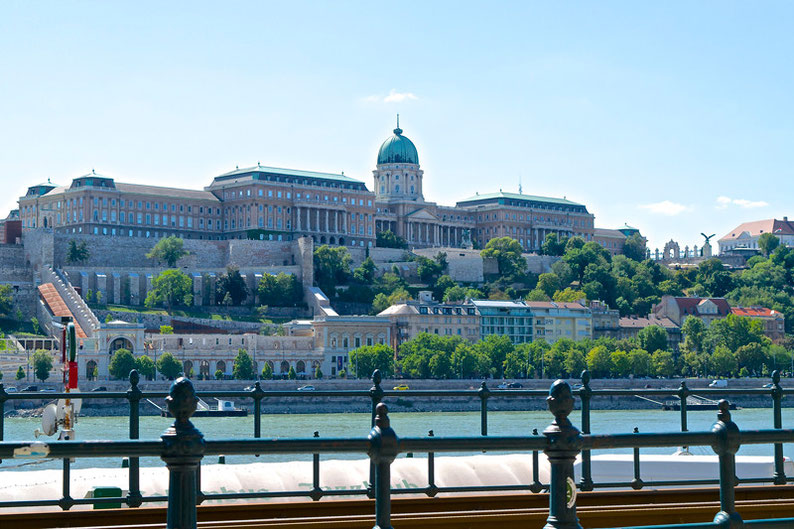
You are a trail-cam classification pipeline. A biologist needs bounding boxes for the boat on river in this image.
[152,398,248,418]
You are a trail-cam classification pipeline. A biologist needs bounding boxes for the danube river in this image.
[2,407,792,471]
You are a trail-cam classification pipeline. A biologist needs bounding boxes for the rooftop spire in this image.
[394,113,402,135]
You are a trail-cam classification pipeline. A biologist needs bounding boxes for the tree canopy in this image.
[145,269,193,308]
[146,236,188,267]
[481,237,526,278]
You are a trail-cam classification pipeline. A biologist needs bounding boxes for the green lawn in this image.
[104,305,290,324]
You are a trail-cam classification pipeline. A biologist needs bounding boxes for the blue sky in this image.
[1,2,792,252]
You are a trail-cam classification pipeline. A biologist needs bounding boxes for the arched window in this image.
[216,360,226,374]
[86,360,97,381]
[296,360,306,374]
[183,360,194,378]
[199,360,210,379]
[280,361,290,374]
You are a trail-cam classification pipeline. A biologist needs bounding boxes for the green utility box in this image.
[92,486,123,509]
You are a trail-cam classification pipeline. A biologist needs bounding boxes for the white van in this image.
[708,379,728,388]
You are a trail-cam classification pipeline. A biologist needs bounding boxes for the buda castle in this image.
[17,121,603,252]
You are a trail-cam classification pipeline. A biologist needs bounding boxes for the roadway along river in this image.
[2,408,792,471]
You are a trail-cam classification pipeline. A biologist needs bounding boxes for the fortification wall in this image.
[47,233,297,270]
[524,254,560,275]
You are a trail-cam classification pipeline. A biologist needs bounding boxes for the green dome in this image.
[377,126,418,165]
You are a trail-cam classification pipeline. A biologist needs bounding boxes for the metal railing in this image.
[0,376,792,529]
[1,369,793,496]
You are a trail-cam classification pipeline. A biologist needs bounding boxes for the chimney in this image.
[784,216,788,222]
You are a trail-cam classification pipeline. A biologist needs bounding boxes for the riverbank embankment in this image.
[5,377,791,417]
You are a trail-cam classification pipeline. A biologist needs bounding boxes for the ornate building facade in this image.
[18,121,597,251]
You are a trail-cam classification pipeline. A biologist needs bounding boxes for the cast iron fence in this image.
[0,376,792,529]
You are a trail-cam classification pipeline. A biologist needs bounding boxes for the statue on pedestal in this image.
[700,233,715,258]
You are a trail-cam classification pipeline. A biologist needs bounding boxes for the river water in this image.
[2,407,792,471]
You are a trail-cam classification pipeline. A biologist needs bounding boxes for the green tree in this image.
[314,365,323,379]
[475,334,514,378]
[417,257,443,283]
[0,284,12,317]
[711,345,737,377]
[433,275,455,301]
[160,325,174,334]
[628,348,652,377]
[376,230,407,249]
[704,314,767,353]
[443,285,468,302]
[216,266,248,306]
[136,355,156,380]
[563,349,587,378]
[66,240,90,264]
[16,365,25,380]
[156,352,182,380]
[214,369,224,380]
[353,257,377,283]
[481,237,526,278]
[428,353,453,379]
[145,270,193,308]
[651,350,675,378]
[622,233,646,261]
[146,236,188,267]
[536,273,561,298]
[758,233,780,257]
[313,245,352,293]
[553,288,586,303]
[262,362,273,380]
[541,233,567,256]
[32,349,53,381]
[31,317,40,335]
[637,325,668,354]
[288,366,297,380]
[233,348,254,380]
[350,344,395,378]
[681,316,706,354]
[108,349,136,379]
[525,289,551,301]
[735,342,767,375]
[586,345,612,378]
[503,350,529,378]
[610,350,632,377]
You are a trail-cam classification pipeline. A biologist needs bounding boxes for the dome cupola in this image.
[377,116,418,165]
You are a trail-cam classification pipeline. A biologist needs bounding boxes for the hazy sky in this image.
[2,2,792,252]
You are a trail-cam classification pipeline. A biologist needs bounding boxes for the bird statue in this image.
[701,233,716,245]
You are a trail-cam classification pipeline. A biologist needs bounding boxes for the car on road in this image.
[297,385,315,391]
[708,379,728,388]
[497,382,509,389]
[393,384,409,391]
[21,385,38,392]
[761,383,774,389]
[40,388,56,393]
[507,382,523,389]
[91,386,108,392]
[5,387,17,393]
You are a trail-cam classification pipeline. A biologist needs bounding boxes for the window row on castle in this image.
[328,333,387,349]
[222,187,373,207]
[219,172,367,192]
[477,212,591,227]
[28,197,222,215]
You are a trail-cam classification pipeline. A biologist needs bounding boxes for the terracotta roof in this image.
[37,283,87,338]
[673,297,731,316]
[731,307,784,319]
[619,315,679,330]
[719,218,794,242]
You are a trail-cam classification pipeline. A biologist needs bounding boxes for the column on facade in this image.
[296,207,302,231]
[334,211,339,233]
[325,210,329,234]
[315,209,320,233]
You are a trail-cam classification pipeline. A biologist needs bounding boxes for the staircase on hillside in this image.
[42,267,100,337]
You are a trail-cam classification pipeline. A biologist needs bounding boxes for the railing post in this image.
[631,427,643,490]
[127,369,143,508]
[368,370,384,499]
[530,428,543,493]
[771,370,787,485]
[711,400,742,529]
[161,377,205,529]
[678,380,689,452]
[368,403,399,529]
[370,370,384,427]
[252,381,264,439]
[0,383,6,463]
[478,381,490,436]
[311,431,322,501]
[578,370,593,491]
[542,380,583,529]
[426,430,438,497]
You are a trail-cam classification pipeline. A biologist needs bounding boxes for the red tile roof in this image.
[673,297,731,316]
[37,283,87,338]
[731,307,783,319]
[719,218,794,242]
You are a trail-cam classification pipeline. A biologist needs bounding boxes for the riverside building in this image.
[18,121,597,252]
